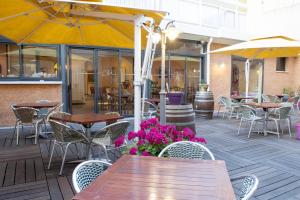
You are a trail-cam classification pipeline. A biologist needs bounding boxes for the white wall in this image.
[102,0,249,41]
[248,0,300,40]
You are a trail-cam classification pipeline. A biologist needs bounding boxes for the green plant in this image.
[200,80,207,85]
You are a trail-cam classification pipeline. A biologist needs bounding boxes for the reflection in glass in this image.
[23,46,58,78]
[70,49,94,114]
[98,51,119,113]
[186,57,201,103]
[0,44,19,77]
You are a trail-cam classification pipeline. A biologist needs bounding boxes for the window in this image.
[276,57,286,72]
[0,44,20,77]
[23,46,58,78]
[224,10,235,28]
[202,5,219,27]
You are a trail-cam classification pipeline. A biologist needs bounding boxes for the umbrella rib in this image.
[18,5,65,44]
[0,4,55,22]
[105,22,133,42]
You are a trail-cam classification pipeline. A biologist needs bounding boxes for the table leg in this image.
[85,127,92,160]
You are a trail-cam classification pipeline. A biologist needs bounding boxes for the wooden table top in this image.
[50,113,122,126]
[14,102,59,109]
[231,96,254,100]
[246,102,281,109]
[73,155,235,200]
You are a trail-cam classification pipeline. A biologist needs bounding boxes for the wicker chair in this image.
[11,107,42,145]
[216,96,226,116]
[91,121,130,161]
[231,175,259,200]
[221,97,241,119]
[237,105,264,138]
[267,106,292,138]
[48,120,89,175]
[158,141,215,160]
[142,100,158,120]
[72,160,112,193]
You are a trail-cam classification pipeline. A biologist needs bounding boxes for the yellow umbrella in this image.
[211,36,300,58]
[211,36,300,101]
[0,0,165,48]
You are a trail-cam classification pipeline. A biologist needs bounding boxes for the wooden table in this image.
[14,102,59,109]
[231,96,254,102]
[246,102,281,136]
[50,113,123,159]
[73,155,235,200]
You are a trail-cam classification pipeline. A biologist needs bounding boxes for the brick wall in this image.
[0,84,62,126]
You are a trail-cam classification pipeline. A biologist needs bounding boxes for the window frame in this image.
[0,42,61,81]
[275,57,287,72]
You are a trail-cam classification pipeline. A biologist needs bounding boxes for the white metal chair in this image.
[12,107,42,145]
[158,141,215,160]
[48,120,89,175]
[231,175,259,200]
[92,121,130,161]
[216,96,226,116]
[72,160,112,193]
[221,97,241,119]
[237,105,264,138]
[267,106,292,138]
[142,100,158,119]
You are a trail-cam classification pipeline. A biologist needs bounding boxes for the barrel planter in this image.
[194,91,214,119]
[165,104,196,133]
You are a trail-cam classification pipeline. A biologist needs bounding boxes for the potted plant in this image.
[124,118,206,156]
[199,80,208,92]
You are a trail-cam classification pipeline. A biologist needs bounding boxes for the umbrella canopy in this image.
[211,36,300,59]
[0,0,165,48]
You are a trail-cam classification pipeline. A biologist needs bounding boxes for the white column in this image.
[159,32,167,124]
[134,16,143,131]
[245,59,250,97]
[258,62,263,103]
[206,37,213,89]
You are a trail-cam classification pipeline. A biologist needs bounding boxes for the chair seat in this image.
[92,137,111,146]
[63,135,86,143]
[242,116,263,121]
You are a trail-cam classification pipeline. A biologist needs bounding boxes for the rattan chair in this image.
[267,106,292,138]
[142,100,158,119]
[231,175,259,200]
[216,96,226,116]
[48,120,89,175]
[237,105,264,138]
[158,141,215,160]
[72,160,112,193]
[221,97,241,119]
[91,121,130,161]
[11,106,42,145]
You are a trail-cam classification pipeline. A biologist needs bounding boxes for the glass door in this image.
[69,48,95,114]
[186,57,201,103]
[98,50,119,113]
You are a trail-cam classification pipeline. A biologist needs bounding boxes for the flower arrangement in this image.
[123,118,206,157]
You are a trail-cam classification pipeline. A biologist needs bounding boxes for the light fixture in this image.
[165,22,179,41]
[152,32,161,44]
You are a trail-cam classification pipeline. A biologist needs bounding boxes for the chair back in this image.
[94,121,130,144]
[158,141,215,160]
[142,100,158,119]
[288,96,300,104]
[48,120,87,142]
[13,107,38,123]
[276,106,292,119]
[262,94,271,102]
[217,96,226,106]
[72,160,112,193]
[239,105,256,120]
[231,175,259,200]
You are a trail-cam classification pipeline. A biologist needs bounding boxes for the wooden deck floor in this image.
[0,113,300,199]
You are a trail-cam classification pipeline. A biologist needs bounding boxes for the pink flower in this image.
[129,147,138,155]
[137,130,146,139]
[137,139,145,146]
[182,128,196,140]
[114,135,125,148]
[141,151,151,156]
[128,131,137,140]
[191,137,207,144]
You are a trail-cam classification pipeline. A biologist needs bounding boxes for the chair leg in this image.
[287,118,292,137]
[48,140,52,157]
[237,119,243,135]
[34,123,39,145]
[248,121,254,138]
[48,141,56,169]
[16,122,20,145]
[59,143,71,175]
[274,120,280,139]
[217,106,221,116]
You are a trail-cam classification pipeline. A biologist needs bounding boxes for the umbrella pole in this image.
[134,16,143,131]
[258,62,263,103]
[245,59,250,98]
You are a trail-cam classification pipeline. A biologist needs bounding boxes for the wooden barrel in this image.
[194,91,214,119]
[165,104,196,133]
